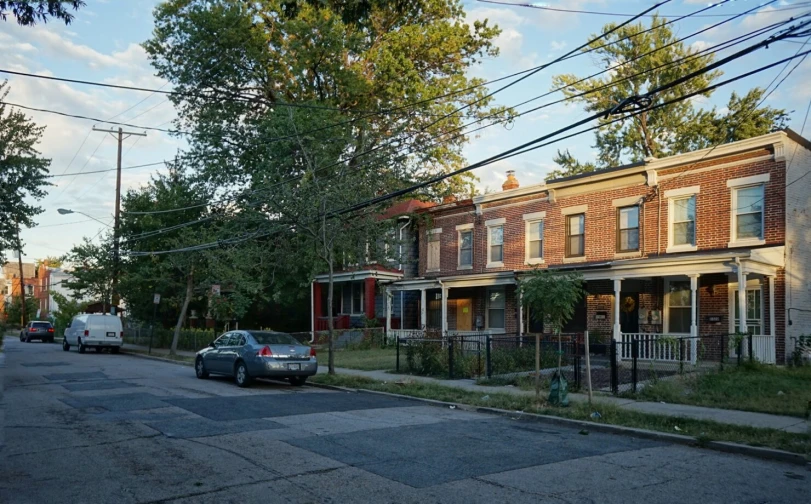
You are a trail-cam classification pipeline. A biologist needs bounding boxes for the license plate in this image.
[288,363,301,371]
[106,332,116,337]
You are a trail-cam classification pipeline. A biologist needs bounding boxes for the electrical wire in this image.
[126,34,811,256]
[475,0,811,18]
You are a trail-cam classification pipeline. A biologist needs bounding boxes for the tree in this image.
[0,1,85,25]
[519,270,585,403]
[62,235,114,312]
[119,167,262,355]
[6,295,37,326]
[0,81,51,264]
[50,291,86,331]
[36,256,62,269]
[143,0,509,200]
[549,16,788,177]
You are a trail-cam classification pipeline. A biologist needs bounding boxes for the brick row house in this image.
[373,130,811,365]
[1,262,53,321]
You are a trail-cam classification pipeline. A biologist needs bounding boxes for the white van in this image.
[63,314,123,354]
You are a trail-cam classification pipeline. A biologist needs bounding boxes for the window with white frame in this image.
[732,185,764,241]
[486,218,505,267]
[670,196,696,248]
[616,206,639,252]
[426,228,441,271]
[458,229,473,268]
[527,220,544,262]
[487,287,505,330]
[667,281,691,333]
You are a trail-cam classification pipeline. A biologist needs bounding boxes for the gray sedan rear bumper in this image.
[248,358,318,377]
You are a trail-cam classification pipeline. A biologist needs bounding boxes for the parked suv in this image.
[63,314,123,354]
[20,321,55,343]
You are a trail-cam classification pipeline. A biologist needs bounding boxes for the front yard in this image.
[632,363,811,418]
[319,347,397,371]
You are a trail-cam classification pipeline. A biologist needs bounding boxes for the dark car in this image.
[195,330,318,388]
[20,321,55,343]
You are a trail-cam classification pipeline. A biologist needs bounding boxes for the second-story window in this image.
[616,206,640,253]
[427,228,441,271]
[671,196,696,247]
[488,225,504,265]
[733,185,764,241]
[528,220,544,261]
[459,229,473,268]
[565,214,585,258]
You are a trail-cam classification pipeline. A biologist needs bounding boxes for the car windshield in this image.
[33,322,51,328]
[249,332,302,345]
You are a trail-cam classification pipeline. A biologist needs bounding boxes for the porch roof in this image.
[314,266,403,283]
[386,271,517,291]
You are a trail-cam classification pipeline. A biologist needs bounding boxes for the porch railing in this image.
[620,333,695,363]
[735,334,776,364]
[314,315,350,331]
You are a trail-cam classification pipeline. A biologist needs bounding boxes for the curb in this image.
[308,381,810,468]
[120,349,194,367]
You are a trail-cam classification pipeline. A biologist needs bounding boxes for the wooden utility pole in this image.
[92,126,146,313]
[15,223,27,327]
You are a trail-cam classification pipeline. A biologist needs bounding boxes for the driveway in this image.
[0,337,807,503]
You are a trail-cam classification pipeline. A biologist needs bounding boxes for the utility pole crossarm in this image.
[91,126,147,312]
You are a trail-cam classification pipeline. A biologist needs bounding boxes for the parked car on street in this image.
[195,330,317,387]
[19,321,55,343]
[62,314,123,354]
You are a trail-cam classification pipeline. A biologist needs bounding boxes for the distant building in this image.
[0,262,52,320]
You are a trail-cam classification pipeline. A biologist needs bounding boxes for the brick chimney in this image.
[502,170,519,191]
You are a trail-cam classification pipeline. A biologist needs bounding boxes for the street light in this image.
[56,208,112,228]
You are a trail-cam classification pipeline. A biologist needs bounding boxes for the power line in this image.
[127,32,811,256]
[121,4,796,236]
[475,0,811,17]
[45,160,168,178]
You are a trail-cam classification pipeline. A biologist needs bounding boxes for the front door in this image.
[456,299,473,331]
[619,292,639,334]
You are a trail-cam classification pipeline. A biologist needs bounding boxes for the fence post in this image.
[631,338,639,394]
[737,335,742,366]
[679,338,685,375]
[396,337,400,373]
[448,337,454,380]
[610,341,618,395]
[748,334,754,363]
[486,335,492,378]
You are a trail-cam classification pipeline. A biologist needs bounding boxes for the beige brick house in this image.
[384,130,811,364]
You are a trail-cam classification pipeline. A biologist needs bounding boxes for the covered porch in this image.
[311,268,403,333]
[592,247,785,364]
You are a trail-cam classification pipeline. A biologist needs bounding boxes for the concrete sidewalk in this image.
[318,366,810,435]
[120,343,808,434]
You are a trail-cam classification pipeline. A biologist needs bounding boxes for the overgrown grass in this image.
[320,347,397,371]
[311,373,811,457]
[633,363,811,418]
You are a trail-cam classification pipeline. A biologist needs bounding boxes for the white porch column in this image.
[385,288,392,334]
[420,289,427,329]
[518,287,524,336]
[441,286,449,335]
[737,266,748,335]
[613,278,622,341]
[768,276,776,337]
[690,274,700,365]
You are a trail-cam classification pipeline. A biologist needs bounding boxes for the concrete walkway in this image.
[119,343,809,434]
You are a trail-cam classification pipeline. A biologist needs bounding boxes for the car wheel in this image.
[78,340,86,354]
[62,339,70,352]
[25,335,31,343]
[195,357,210,379]
[111,347,120,354]
[289,376,307,387]
[19,334,23,342]
[234,361,251,388]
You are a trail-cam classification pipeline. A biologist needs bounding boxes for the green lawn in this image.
[311,374,811,457]
[320,347,397,371]
[633,364,811,418]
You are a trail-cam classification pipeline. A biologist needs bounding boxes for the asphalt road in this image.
[0,337,807,504]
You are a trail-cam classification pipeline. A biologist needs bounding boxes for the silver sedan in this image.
[195,330,317,387]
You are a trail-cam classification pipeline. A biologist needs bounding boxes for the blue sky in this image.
[3,0,810,262]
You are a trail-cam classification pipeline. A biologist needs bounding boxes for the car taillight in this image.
[84,330,89,336]
[310,347,317,357]
[257,346,273,357]
[48,328,54,333]
[120,331,124,338]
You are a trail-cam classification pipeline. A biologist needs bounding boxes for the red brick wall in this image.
[418,152,786,277]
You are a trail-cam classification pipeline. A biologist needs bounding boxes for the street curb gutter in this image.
[308,381,810,468]
[120,350,193,367]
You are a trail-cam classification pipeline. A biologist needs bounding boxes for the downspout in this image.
[398,217,410,272]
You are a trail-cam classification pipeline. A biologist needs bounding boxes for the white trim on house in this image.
[663,185,700,198]
[726,173,770,188]
[486,220,505,268]
[485,217,506,226]
[666,194,698,254]
[473,183,547,204]
[524,217,544,265]
[314,269,403,282]
[612,195,644,208]
[561,204,588,215]
[427,227,443,234]
[455,223,474,230]
[522,211,547,221]
[728,182,766,248]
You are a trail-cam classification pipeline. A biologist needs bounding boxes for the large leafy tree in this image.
[119,167,262,355]
[549,16,788,179]
[0,81,50,264]
[143,0,508,199]
[62,234,115,312]
[0,1,85,25]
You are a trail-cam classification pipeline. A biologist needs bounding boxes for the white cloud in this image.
[550,40,567,52]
